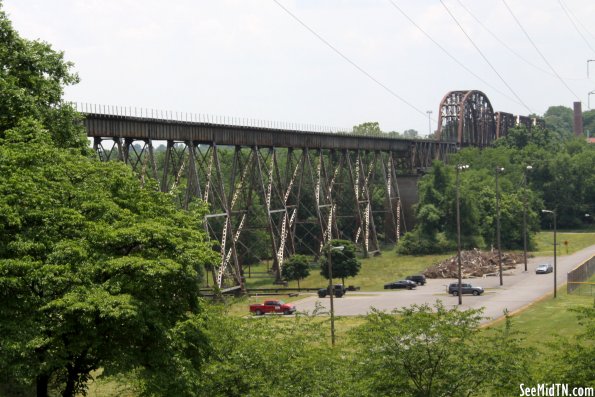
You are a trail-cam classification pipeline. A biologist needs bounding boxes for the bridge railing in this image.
[71,102,352,134]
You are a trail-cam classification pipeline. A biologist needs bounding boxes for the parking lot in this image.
[293,244,595,323]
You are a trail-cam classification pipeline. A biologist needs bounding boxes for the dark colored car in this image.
[406,274,427,285]
[384,280,417,290]
[448,283,484,296]
[535,263,553,274]
[318,284,346,298]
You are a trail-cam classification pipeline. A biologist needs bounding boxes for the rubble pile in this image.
[423,249,525,278]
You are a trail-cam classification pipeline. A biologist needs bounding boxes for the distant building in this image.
[587,137,595,144]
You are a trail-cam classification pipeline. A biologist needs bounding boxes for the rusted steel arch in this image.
[435,90,464,144]
[436,90,496,147]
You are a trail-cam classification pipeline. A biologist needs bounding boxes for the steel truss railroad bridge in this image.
[82,90,541,289]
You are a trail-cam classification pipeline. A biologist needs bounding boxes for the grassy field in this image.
[485,287,593,349]
[242,250,452,291]
[532,230,595,256]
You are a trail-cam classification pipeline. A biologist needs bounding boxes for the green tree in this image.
[0,6,86,151]
[402,128,419,138]
[196,308,347,397]
[282,254,311,289]
[583,109,595,137]
[547,306,595,388]
[352,122,382,136]
[0,120,217,396]
[351,302,530,397]
[544,105,574,140]
[319,240,361,286]
[397,161,480,254]
[0,6,217,396]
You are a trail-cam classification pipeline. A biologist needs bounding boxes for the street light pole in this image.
[588,59,595,78]
[495,167,504,286]
[426,110,433,136]
[522,166,532,272]
[326,243,344,347]
[456,164,469,305]
[542,209,557,298]
[589,91,595,110]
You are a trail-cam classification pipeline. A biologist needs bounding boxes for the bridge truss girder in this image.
[91,133,454,288]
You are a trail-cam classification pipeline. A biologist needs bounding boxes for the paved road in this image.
[293,244,595,323]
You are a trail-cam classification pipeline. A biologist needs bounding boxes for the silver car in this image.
[535,263,553,274]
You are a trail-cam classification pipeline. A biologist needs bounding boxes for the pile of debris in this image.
[423,249,525,278]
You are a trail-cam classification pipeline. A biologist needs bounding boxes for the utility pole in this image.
[542,210,557,298]
[456,164,469,305]
[495,167,504,286]
[522,166,533,272]
[426,110,433,137]
[589,60,595,110]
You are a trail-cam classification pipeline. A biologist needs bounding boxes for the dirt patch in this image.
[423,249,525,278]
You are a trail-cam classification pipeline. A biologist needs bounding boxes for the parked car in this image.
[406,274,427,285]
[249,300,296,316]
[384,280,417,290]
[535,263,553,274]
[448,283,484,296]
[318,284,346,298]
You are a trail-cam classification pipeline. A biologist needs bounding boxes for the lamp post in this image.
[426,110,433,136]
[326,243,344,347]
[542,209,557,298]
[522,166,533,272]
[456,164,469,305]
[495,167,504,286]
[589,91,595,110]
[588,59,595,77]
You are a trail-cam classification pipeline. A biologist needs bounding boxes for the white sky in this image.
[4,0,595,135]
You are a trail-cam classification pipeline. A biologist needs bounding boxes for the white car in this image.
[535,263,553,274]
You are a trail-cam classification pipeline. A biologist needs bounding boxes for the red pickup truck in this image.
[249,300,296,315]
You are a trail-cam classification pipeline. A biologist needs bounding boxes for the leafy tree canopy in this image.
[544,105,574,140]
[352,122,383,136]
[0,6,86,151]
[0,5,217,396]
[351,302,530,397]
[282,254,311,289]
[319,240,361,285]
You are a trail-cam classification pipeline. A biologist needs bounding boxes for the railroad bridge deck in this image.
[84,112,454,157]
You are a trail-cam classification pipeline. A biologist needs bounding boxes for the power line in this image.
[558,0,595,42]
[439,0,533,113]
[556,0,595,55]
[386,0,526,108]
[272,0,429,119]
[501,0,580,101]
[456,0,586,81]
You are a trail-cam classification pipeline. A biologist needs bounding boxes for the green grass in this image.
[218,294,307,317]
[80,371,136,397]
[242,249,452,291]
[532,231,595,256]
[485,287,593,348]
